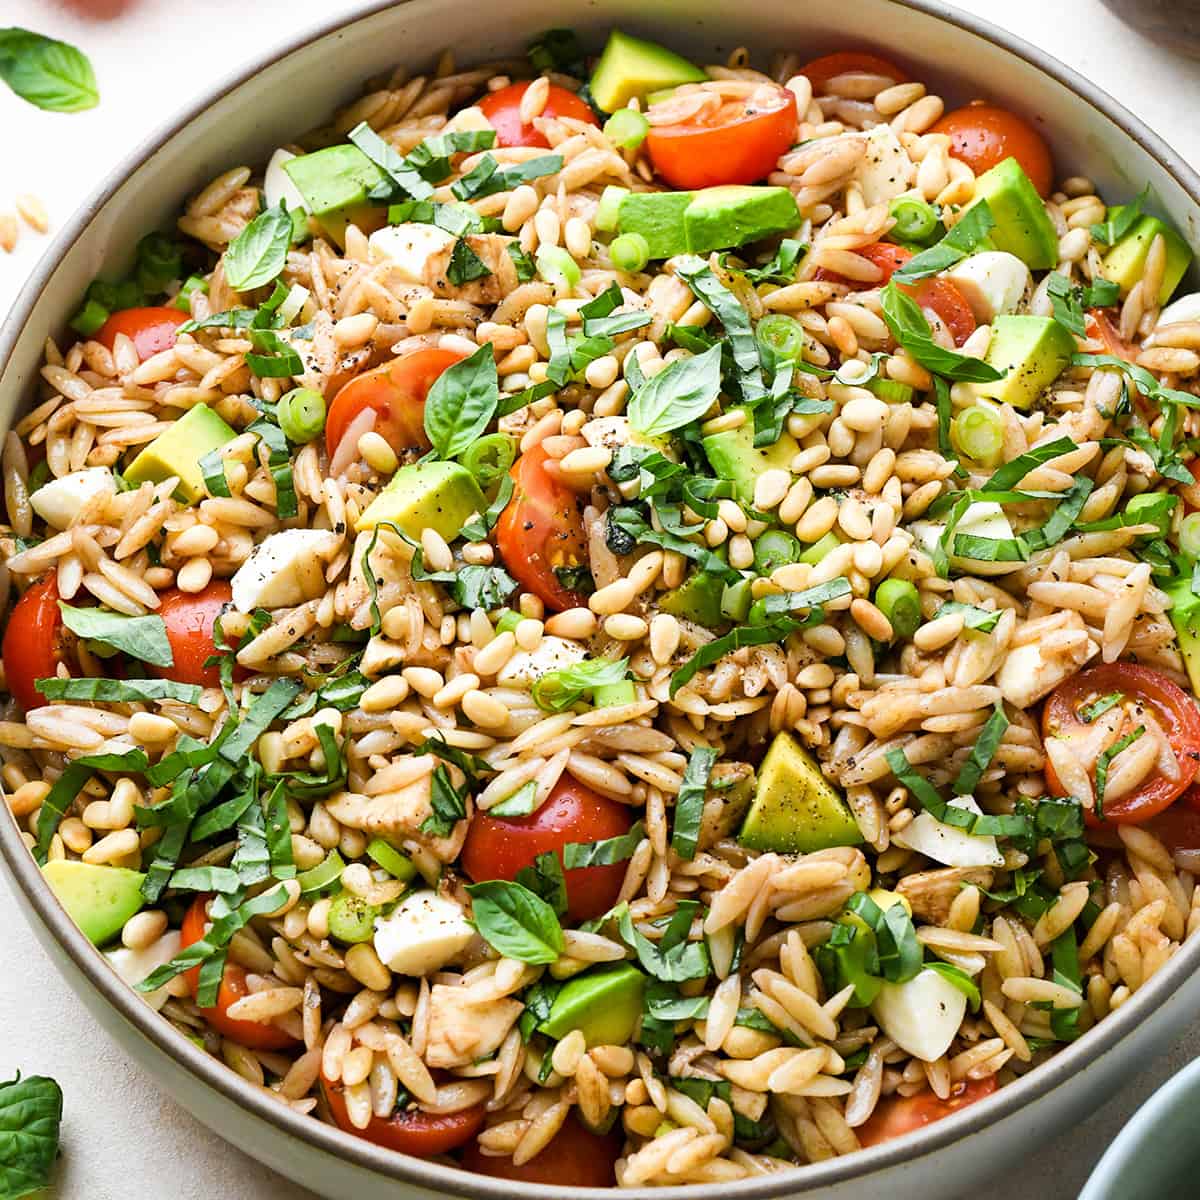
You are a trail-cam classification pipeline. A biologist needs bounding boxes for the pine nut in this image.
[172,524,219,556]
[345,944,392,992]
[122,909,168,950]
[544,608,597,639]
[753,469,792,511]
[129,712,177,744]
[359,431,399,475]
[15,193,49,234]
[434,673,479,709]
[462,689,510,729]
[584,355,620,389]
[590,577,638,615]
[564,216,592,259]
[176,557,212,593]
[649,614,681,664]
[83,828,140,865]
[913,612,964,651]
[474,630,517,675]
[60,817,93,854]
[334,313,379,348]
[851,597,893,641]
[515,618,544,650]
[420,528,453,572]
[402,667,444,698]
[605,613,648,640]
[534,207,560,249]
[361,675,409,712]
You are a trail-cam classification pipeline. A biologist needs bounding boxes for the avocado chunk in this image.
[124,403,237,503]
[739,731,862,853]
[617,191,694,260]
[683,186,801,255]
[1166,575,1200,694]
[702,407,800,503]
[43,860,145,946]
[658,570,724,627]
[1100,214,1193,306]
[967,157,1058,270]
[972,314,1075,409]
[590,30,706,113]
[594,679,637,707]
[355,460,487,541]
[283,145,388,247]
[540,963,645,1046]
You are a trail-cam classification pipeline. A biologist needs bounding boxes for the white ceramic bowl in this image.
[2,3,1198,1198]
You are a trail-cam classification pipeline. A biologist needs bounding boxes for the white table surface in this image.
[1,1,1198,1196]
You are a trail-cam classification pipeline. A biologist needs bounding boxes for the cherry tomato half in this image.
[461,1113,623,1186]
[856,1075,997,1148]
[95,306,188,362]
[322,1073,486,1157]
[479,81,599,149]
[326,348,464,461]
[798,51,909,94]
[461,776,632,921]
[494,443,589,613]
[154,581,234,689]
[3,574,65,711]
[931,103,1054,198]
[1043,663,1200,827]
[1085,308,1139,365]
[180,896,298,1050]
[645,84,798,190]
[816,242,976,346]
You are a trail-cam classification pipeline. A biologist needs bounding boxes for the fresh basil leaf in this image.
[747,577,852,622]
[1047,271,1086,338]
[420,765,468,837]
[0,1072,63,1199]
[177,307,258,335]
[892,202,995,283]
[1074,352,1200,411]
[423,343,498,459]
[507,242,536,282]
[671,747,715,861]
[645,980,710,1022]
[58,604,172,668]
[880,281,1002,383]
[34,677,201,705]
[451,154,562,202]
[531,656,630,713]
[231,800,270,886]
[670,618,803,697]
[933,376,964,477]
[924,961,982,1011]
[466,880,564,963]
[447,238,492,286]
[563,820,645,869]
[982,436,1080,491]
[245,328,302,379]
[220,677,302,765]
[627,343,723,437]
[223,204,292,292]
[514,850,568,917]
[459,472,514,542]
[933,601,1001,633]
[199,447,232,498]
[952,702,1009,796]
[614,901,709,983]
[1083,278,1120,308]
[168,866,241,893]
[845,892,923,984]
[721,238,805,285]
[348,121,435,200]
[405,129,498,187]
[0,29,97,112]
[1095,726,1144,819]
[1090,186,1148,247]
[490,780,538,818]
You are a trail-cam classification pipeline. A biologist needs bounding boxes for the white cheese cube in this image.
[497,636,588,686]
[872,968,967,1062]
[946,251,1031,323]
[373,891,474,976]
[893,796,1004,868]
[30,467,116,530]
[856,125,915,206]
[368,224,456,284]
[230,529,338,612]
[105,931,182,1012]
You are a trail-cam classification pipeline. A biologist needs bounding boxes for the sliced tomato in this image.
[461,776,632,921]
[645,84,798,189]
[479,81,599,149]
[322,1073,485,1157]
[816,242,976,346]
[798,51,909,94]
[494,443,589,613]
[856,1076,997,1148]
[154,581,233,689]
[1085,308,1139,364]
[461,1113,623,1186]
[325,348,464,461]
[95,306,188,362]
[3,574,65,711]
[1042,663,1200,827]
[931,103,1054,198]
[180,896,298,1051]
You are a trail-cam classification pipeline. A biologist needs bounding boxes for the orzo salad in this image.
[5,25,1200,1189]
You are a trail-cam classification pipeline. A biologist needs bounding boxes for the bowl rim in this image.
[2,1,1199,1196]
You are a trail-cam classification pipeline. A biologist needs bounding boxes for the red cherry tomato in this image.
[856,1076,997,1148]
[95,306,188,362]
[479,81,599,149]
[461,776,632,921]
[3,574,65,711]
[494,443,589,613]
[645,84,798,190]
[1042,663,1200,827]
[153,581,234,689]
[1136,784,1200,857]
[461,1113,623,1186]
[179,896,298,1050]
[798,51,909,94]
[816,242,976,346]
[322,1073,486,1157]
[931,104,1054,198]
[325,348,464,461]
[1085,308,1138,364]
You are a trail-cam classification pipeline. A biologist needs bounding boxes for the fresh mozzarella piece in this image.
[946,251,1031,322]
[368,223,456,284]
[1158,292,1200,328]
[29,466,116,530]
[872,969,968,1062]
[230,529,338,612]
[911,501,1016,575]
[582,416,633,451]
[264,149,308,215]
[105,931,182,1012]
[856,124,915,206]
[892,796,1004,868]
[497,636,588,686]
[996,618,1099,709]
[373,891,474,976]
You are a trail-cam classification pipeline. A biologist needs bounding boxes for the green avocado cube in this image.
[683,186,801,255]
[589,30,706,113]
[355,460,487,541]
[658,570,725,628]
[1100,214,1193,305]
[617,191,694,260]
[540,963,645,1046]
[973,314,1075,410]
[43,859,145,947]
[283,145,386,218]
[967,157,1058,270]
[739,731,862,854]
[701,407,799,504]
[1166,575,1200,695]
[124,402,237,503]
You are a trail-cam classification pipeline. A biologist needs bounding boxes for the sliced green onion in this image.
[595,185,629,232]
[494,609,523,635]
[799,531,841,565]
[174,274,209,313]
[297,849,345,895]
[866,377,916,405]
[27,459,50,492]
[86,279,120,310]
[1180,511,1200,560]
[889,196,939,243]
[277,387,326,444]
[113,279,144,311]
[327,892,379,944]
[135,231,184,293]
[537,245,582,288]
[756,313,806,364]
[610,232,650,273]
[874,578,921,640]
[593,679,636,707]
[753,529,803,574]
[366,837,416,882]
[720,579,753,622]
[603,108,649,150]
[70,299,109,337]
[460,433,516,493]
[952,403,1005,467]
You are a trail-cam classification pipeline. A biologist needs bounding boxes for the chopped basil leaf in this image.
[466,880,564,964]
[223,204,292,292]
[58,604,172,668]
[531,656,629,713]
[670,618,805,698]
[1049,926,1084,1040]
[845,891,923,983]
[514,850,568,917]
[446,238,492,286]
[506,242,536,282]
[451,154,562,202]
[614,901,709,983]
[563,820,645,868]
[527,27,584,73]
[606,504,737,583]
[982,436,1079,490]
[34,677,201,705]
[924,961,982,1011]
[490,780,539,818]
[627,343,723,437]
[423,343,499,460]
[1090,185,1148,247]
[168,865,241,893]
[933,601,1002,633]
[880,281,1002,382]
[892,201,995,283]
[420,765,469,837]
[645,980,710,1022]
[952,702,1009,796]
[1074,352,1200,411]
[348,121,435,201]
[1080,692,1123,723]
[721,238,805,285]
[671,747,716,861]
[1094,726,1144,818]
[1047,271,1087,338]
[459,472,514,542]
